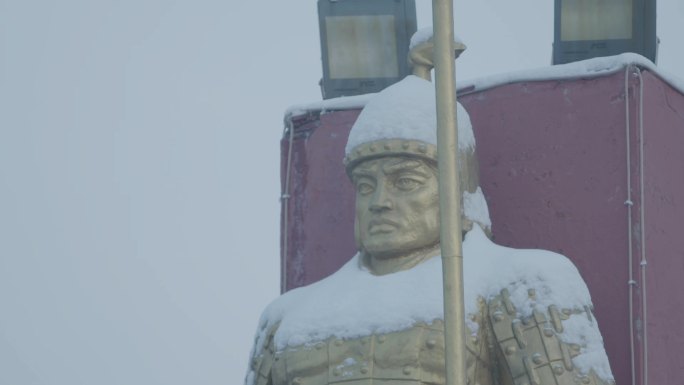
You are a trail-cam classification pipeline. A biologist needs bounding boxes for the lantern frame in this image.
[317,0,417,99]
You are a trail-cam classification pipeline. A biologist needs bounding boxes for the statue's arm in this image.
[488,288,614,385]
[245,326,277,385]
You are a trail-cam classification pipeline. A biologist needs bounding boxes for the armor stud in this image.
[501,288,516,315]
[560,342,574,371]
[512,319,527,348]
[548,305,564,333]
[532,353,543,365]
[523,357,541,385]
[505,345,517,355]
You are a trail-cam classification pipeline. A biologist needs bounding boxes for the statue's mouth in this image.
[368,219,400,234]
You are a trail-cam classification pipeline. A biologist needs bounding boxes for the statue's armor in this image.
[249,289,612,385]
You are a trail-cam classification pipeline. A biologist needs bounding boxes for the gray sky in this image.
[0,1,682,384]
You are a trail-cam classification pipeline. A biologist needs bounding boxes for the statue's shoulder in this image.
[464,226,591,308]
[245,255,365,385]
[245,321,277,385]
[486,285,614,385]
[256,253,364,335]
[463,228,614,384]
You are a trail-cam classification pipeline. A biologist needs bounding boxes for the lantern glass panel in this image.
[325,15,399,79]
[561,0,633,41]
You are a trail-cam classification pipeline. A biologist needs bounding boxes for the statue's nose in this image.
[369,183,392,212]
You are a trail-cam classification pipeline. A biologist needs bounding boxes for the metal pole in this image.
[432,1,466,385]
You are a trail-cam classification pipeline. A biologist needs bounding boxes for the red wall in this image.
[460,71,633,385]
[640,71,684,385]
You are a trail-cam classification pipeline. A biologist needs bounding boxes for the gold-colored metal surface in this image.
[408,38,466,82]
[251,294,612,385]
[344,139,439,177]
[351,156,440,275]
[256,318,491,385]
[431,1,466,385]
[488,291,611,385]
[409,41,435,81]
[344,137,484,237]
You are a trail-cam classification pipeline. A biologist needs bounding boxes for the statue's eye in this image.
[395,177,419,191]
[357,182,374,195]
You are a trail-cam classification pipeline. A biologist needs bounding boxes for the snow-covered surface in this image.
[344,75,475,155]
[458,52,684,96]
[285,93,375,121]
[249,226,612,381]
[463,187,491,230]
[409,26,464,50]
[409,26,433,50]
[285,54,684,121]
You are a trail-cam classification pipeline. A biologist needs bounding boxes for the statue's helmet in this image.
[343,75,491,235]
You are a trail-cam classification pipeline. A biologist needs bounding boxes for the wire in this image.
[636,67,648,385]
[624,65,637,385]
[280,119,296,293]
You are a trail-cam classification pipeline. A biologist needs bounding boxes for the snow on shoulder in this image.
[463,227,613,380]
[250,226,612,380]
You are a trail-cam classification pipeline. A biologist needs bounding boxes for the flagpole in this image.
[432,1,467,385]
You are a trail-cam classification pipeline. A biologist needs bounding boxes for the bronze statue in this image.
[246,72,614,385]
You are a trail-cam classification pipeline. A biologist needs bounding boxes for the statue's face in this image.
[351,156,440,260]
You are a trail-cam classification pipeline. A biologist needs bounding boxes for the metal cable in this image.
[636,68,648,385]
[624,65,637,385]
[280,120,295,293]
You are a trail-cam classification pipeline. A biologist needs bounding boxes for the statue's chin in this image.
[363,242,441,261]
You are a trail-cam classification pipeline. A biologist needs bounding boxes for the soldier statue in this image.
[245,55,615,385]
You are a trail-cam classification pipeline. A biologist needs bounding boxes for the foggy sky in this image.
[0,1,682,384]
